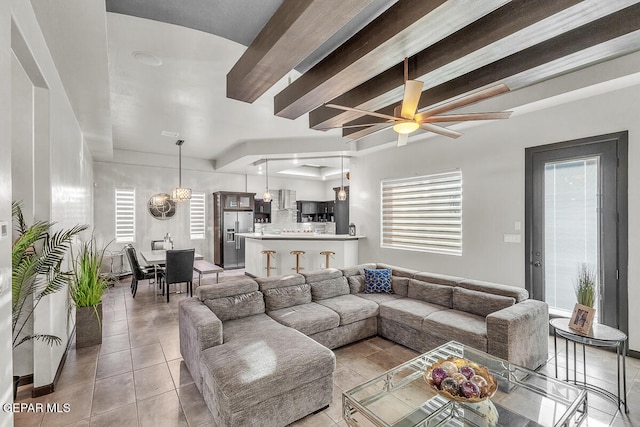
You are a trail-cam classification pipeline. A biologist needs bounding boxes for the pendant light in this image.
[263,158,272,202]
[337,155,347,201]
[171,139,192,202]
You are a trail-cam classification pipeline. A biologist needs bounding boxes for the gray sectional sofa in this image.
[179,263,548,426]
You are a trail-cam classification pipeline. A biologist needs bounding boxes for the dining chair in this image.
[161,249,195,303]
[151,240,164,250]
[124,244,163,298]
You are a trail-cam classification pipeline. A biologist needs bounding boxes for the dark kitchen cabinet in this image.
[254,198,271,223]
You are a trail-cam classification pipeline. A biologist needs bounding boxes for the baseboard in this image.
[628,349,640,359]
[32,325,75,398]
[17,374,33,387]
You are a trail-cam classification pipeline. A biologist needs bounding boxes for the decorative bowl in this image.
[424,357,498,403]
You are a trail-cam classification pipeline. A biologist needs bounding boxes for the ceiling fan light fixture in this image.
[393,121,419,134]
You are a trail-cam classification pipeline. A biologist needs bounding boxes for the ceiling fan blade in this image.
[325,103,402,122]
[415,84,510,121]
[400,80,424,119]
[422,111,512,123]
[397,133,409,147]
[420,123,463,139]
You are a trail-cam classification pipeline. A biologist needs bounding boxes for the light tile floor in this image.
[13,273,640,426]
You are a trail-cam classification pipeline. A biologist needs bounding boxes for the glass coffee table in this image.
[343,341,587,426]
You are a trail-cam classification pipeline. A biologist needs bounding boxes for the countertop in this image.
[237,233,365,241]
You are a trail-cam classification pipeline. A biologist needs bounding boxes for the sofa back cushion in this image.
[392,277,410,297]
[255,273,305,291]
[263,284,312,311]
[452,287,515,317]
[341,263,377,278]
[376,263,417,278]
[458,279,529,302]
[310,276,350,301]
[196,277,258,300]
[364,268,392,293]
[408,279,453,308]
[203,290,265,321]
[413,272,464,287]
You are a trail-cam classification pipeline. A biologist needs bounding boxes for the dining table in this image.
[140,249,204,294]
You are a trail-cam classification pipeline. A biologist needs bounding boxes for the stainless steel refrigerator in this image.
[223,211,254,268]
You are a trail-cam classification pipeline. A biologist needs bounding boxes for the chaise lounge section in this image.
[179,264,548,426]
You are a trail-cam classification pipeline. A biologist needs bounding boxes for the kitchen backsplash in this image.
[255,189,335,234]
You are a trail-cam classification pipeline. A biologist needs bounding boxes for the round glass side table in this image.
[549,317,628,413]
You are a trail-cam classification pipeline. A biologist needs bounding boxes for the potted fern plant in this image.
[70,237,110,348]
[12,201,88,397]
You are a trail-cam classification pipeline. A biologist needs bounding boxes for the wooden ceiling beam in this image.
[226,0,375,104]
[274,0,507,119]
[309,0,581,130]
[343,2,640,140]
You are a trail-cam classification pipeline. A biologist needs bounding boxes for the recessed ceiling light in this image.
[133,51,163,67]
[161,130,180,138]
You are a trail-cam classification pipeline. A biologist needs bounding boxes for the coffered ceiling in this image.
[31,0,640,178]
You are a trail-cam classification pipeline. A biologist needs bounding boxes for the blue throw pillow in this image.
[364,268,392,294]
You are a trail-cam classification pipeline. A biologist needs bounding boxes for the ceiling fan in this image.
[324,58,513,147]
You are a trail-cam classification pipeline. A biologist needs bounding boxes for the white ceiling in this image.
[29,1,640,179]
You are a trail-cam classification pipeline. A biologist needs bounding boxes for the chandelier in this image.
[171,139,191,202]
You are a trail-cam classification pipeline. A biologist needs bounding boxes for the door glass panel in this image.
[544,157,599,317]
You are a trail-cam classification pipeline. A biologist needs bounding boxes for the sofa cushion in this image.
[458,279,529,302]
[255,273,305,291]
[452,287,515,317]
[379,298,448,330]
[196,277,258,300]
[310,276,350,301]
[341,263,377,278]
[302,268,343,283]
[392,277,410,297]
[422,309,488,351]
[413,272,464,287]
[407,279,453,308]
[355,293,404,304]
[203,291,265,321]
[347,275,365,294]
[364,268,392,294]
[262,284,312,311]
[200,314,335,412]
[267,302,340,335]
[317,294,378,326]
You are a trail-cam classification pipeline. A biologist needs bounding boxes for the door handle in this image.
[533,261,542,267]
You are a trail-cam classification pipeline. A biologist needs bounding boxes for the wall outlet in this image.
[0,221,7,239]
[504,233,521,243]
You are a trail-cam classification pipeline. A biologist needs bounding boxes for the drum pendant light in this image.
[171,140,192,202]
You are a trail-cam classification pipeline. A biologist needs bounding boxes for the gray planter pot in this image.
[76,303,102,348]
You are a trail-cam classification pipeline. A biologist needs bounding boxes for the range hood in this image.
[277,189,295,210]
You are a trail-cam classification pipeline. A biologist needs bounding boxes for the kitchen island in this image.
[237,233,365,277]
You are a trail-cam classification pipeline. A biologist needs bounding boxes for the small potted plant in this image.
[11,201,88,397]
[570,263,596,333]
[70,237,110,348]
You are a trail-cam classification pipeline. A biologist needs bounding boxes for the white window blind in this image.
[381,170,462,255]
[190,192,206,240]
[115,188,135,243]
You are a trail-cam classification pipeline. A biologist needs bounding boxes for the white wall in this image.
[11,0,94,391]
[93,162,328,263]
[0,0,14,423]
[351,82,640,352]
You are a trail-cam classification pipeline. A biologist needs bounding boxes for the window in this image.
[381,170,462,255]
[115,188,135,243]
[190,192,206,240]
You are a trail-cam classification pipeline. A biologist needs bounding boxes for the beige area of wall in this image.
[92,162,329,264]
[352,83,640,352]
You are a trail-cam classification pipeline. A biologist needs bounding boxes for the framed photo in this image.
[569,303,595,334]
